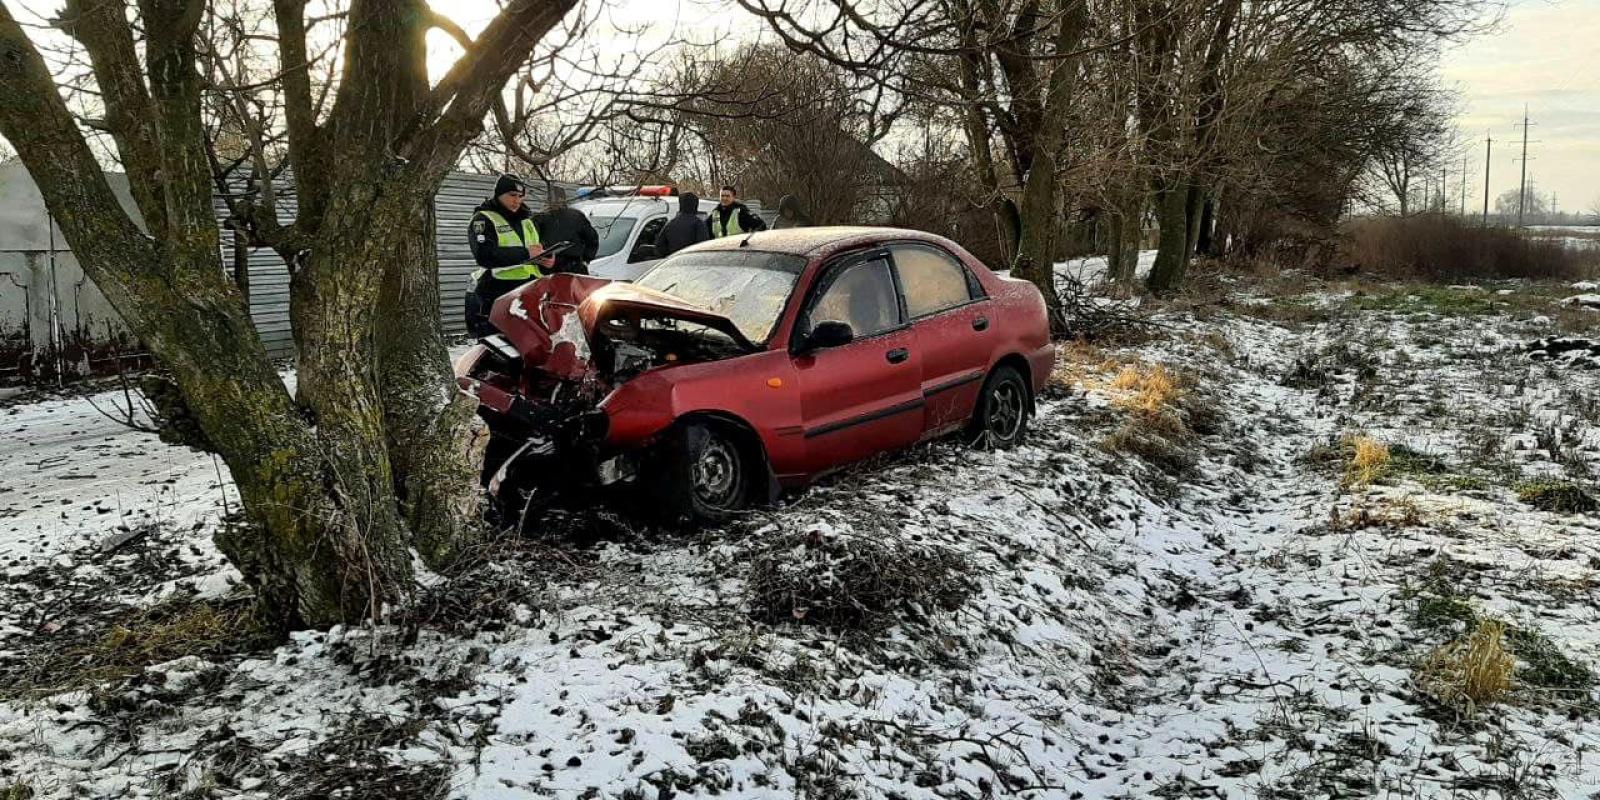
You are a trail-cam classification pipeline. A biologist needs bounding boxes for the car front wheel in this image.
[972,365,1031,448]
[648,420,753,522]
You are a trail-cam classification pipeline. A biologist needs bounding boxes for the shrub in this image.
[1418,619,1515,712]
[1342,214,1600,281]
[745,522,973,628]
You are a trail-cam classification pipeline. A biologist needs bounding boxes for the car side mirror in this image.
[801,320,854,353]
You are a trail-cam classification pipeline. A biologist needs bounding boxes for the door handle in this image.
[885,348,910,364]
[972,316,990,331]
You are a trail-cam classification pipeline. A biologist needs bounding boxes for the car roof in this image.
[573,197,673,214]
[689,226,965,261]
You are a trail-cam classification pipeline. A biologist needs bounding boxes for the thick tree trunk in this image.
[1105,210,1128,284]
[1014,149,1065,328]
[1147,180,1192,295]
[375,204,481,564]
[1107,202,1143,286]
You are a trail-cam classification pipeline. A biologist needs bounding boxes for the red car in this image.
[454,227,1054,520]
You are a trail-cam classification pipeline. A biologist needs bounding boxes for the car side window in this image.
[892,244,976,318]
[805,257,902,339]
[631,217,667,262]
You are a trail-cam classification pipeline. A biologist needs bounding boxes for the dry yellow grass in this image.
[1419,619,1515,712]
[1108,364,1184,415]
[1346,435,1391,487]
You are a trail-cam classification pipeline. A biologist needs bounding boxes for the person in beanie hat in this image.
[465,173,546,336]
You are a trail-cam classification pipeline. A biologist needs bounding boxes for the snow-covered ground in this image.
[3,271,1599,799]
[0,391,237,574]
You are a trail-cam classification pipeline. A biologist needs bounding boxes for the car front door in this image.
[891,243,993,436]
[790,251,924,474]
[620,216,668,280]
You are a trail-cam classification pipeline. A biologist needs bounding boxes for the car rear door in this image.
[790,250,925,473]
[891,243,993,436]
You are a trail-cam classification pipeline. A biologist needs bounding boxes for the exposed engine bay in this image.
[593,310,749,386]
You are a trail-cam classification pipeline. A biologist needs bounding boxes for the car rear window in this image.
[634,251,806,344]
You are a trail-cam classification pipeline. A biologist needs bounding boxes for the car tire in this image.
[971,365,1031,449]
[648,420,753,522]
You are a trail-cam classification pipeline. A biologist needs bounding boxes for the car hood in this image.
[488,273,757,381]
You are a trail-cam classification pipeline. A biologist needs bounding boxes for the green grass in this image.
[1504,626,1596,692]
[1516,480,1599,514]
[1344,285,1508,316]
[1414,594,1477,633]
[1418,473,1492,493]
[1340,283,1572,317]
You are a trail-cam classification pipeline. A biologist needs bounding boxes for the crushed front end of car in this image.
[453,273,758,515]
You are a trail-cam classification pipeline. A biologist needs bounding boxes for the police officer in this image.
[466,173,545,337]
[706,185,768,239]
[532,186,599,274]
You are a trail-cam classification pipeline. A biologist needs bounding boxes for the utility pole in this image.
[1460,155,1467,216]
[1517,106,1531,228]
[1482,135,1492,226]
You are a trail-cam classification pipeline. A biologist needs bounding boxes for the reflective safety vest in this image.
[472,209,544,282]
[710,207,744,238]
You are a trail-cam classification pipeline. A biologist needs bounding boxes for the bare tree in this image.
[0,0,587,630]
[734,0,1090,329]
[1365,77,1457,217]
[1495,183,1549,217]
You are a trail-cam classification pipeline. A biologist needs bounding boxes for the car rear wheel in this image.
[648,420,754,522]
[971,365,1031,448]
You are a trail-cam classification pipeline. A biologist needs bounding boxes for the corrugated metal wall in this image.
[217,181,300,357]
[224,171,579,355]
[433,173,497,339]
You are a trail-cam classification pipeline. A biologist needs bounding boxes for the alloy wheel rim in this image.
[987,381,1025,441]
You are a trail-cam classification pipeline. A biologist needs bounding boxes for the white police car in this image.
[573,187,770,281]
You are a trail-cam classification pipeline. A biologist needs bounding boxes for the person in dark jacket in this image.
[706,185,768,238]
[771,194,812,229]
[532,186,599,274]
[465,173,546,337]
[654,192,711,258]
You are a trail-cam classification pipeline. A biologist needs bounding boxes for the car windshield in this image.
[634,251,806,344]
[586,213,638,258]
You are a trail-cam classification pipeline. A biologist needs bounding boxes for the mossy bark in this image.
[1,0,575,629]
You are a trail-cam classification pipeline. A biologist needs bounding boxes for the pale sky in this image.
[1441,0,1600,213]
[441,0,1600,216]
[5,0,1596,214]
